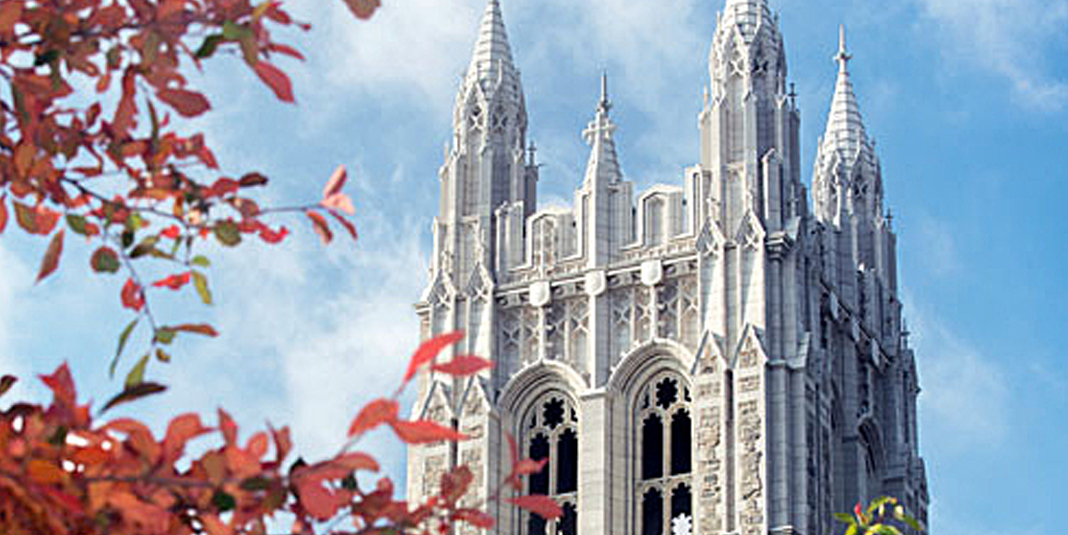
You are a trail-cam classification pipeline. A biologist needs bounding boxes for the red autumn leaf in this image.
[0,2,23,34]
[348,398,399,437]
[336,451,380,472]
[512,458,548,477]
[440,465,473,503]
[121,278,146,311]
[0,197,7,235]
[454,508,496,529]
[162,413,209,463]
[258,224,289,244]
[219,408,238,445]
[157,88,211,117]
[239,172,269,187]
[268,42,305,60]
[36,229,64,283]
[28,459,67,485]
[254,60,294,103]
[323,165,347,199]
[342,0,381,19]
[296,479,344,520]
[152,271,191,290]
[161,225,181,239]
[171,323,219,337]
[389,419,467,445]
[404,331,465,383]
[431,355,493,376]
[40,362,76,408]
[322,192,355,215]
[327,209,358,241]
[269,424,292,464]
[306,210,332,244]
[507,495,563,520]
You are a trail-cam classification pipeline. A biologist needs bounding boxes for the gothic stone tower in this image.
[408,2,930,535]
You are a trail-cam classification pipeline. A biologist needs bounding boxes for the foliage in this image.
[0,0,371,384]
[835,496,925,535]
[0,1,563,534]
[0,333,560,534]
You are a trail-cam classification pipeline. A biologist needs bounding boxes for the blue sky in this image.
[2,1,1067,534]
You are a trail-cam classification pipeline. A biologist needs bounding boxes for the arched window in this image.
[524,394,579,535]
[637,372,692,535]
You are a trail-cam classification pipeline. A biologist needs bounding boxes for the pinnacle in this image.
[822,25,867,164]
[468,0,516,81]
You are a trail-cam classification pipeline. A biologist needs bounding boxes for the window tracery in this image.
[637,372,693,535]
[524,393,579,535]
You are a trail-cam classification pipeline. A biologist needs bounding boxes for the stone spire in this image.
[720,0,775,42]
[821,25,868,164]
[582,72,622,187]
[464,0,521,102]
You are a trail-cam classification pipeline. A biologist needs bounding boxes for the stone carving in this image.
[737,400,764,535]
[422,454,447,499]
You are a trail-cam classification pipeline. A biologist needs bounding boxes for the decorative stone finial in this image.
[836,24,852,74]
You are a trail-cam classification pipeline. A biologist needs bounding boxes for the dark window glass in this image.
[670,409,692,475]
[560,502,578,535]
[671,483,692,519]
[656,377,678,409]
[557,428,578,494]
[642,414,663,480]
[543,398,565,429]
[642,488,664,535]
[529,434,550,495]
[528,513,546,535]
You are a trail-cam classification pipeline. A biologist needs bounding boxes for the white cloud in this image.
[913,0,1068,111]
[287,0,479,115]
[905,296,1009,452]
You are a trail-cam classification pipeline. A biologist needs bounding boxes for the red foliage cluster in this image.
[0,333,561,534]
[0,0,365,384]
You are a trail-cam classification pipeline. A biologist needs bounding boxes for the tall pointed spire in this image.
[583,72,621,187]
[823,25,867,159]
[467,0,516,83]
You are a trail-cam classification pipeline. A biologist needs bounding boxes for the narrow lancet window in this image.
[636,370,693,535]
[523,393,579,535]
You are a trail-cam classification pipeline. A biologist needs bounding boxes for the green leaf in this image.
[154,328,176,345]
[125,354,149,388]
[129,236,159,259]
[845,524,858,535]
[240,476,271,491]
[867,497,896,518]
[0,375,17,398]
[66,214,89,236]
[101,382,167,414]
[214,221,241,247]
[91,247,120,274]
[110,318,139,378]
[212,489,236,513]
[868,524,902,535]
[120,229,134,249]
[34,49,60,67]
[902,516,924,532]
[48,425,68,446]
[835,513,858,525]
[192,270,212,305]
[191,255,211,268]
[195,34,225,59]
